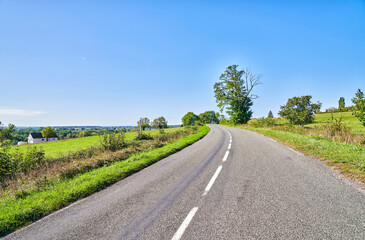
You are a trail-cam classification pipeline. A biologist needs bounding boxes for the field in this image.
[11,128,183,158]
[271,111,365,134]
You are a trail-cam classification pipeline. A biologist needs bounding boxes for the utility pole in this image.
[139,118,142,134]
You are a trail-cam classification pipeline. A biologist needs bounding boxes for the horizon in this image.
[1,1,364,126]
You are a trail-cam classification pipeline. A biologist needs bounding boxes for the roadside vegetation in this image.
[0,125,210,236]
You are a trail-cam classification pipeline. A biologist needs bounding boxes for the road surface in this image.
[5,125,365,239]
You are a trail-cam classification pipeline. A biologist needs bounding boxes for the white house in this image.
[28,133,58,144]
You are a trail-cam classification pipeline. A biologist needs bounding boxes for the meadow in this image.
[274,111,365,134]
[11,127,183,158]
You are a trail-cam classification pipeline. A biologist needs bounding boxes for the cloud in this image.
[0,108,46,116]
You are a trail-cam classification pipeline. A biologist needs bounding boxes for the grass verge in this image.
[0,125,209,237]
[238,126,365,183]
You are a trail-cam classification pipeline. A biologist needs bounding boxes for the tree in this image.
[352,89,365,126]
[267,110,274,118]
[338,97,345,110]
[41,126,57,140]
[137,117,150,131]
[199,111,219,124]
[182,112,200,126]
[214,65,261,124]
[278,95,322,125]
[152,116,168,129]
[0,121,15,145]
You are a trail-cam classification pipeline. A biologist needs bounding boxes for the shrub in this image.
[249,117,277,127]
[134,132,153,141]
[100,132,126,151]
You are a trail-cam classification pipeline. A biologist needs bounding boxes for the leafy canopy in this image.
[214,65,261,124]
[199,111,219,124]
[152,116,168,129]
[352,89,365,126]
[41,126,57,140]
[182,112,200,126]
[137,117,151,131]
[0,121,15,145]
[279,95,322,125]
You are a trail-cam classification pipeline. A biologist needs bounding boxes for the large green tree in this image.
[279,95,322,125]
[152,116,168,129]
[137,117,151,131]
[199,111,219,124]
[41,126,57,140]
[0,121,15,145]
[352,89,365,126]
[214,65,261,124]
[182,112,200,126]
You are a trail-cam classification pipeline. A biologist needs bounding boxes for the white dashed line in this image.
[228,143,231,149]
[222,151,229,162]
[203,165,223,195]
[171,207,199,240]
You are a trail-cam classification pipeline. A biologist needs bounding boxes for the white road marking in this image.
[222,151,229,162]
[228,143,231,149]
[288,147,304,156]
[203,165,223,195]
[171,207,199,240]
[229,138,232,143]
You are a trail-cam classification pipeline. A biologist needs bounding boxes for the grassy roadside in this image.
[0,125,210,237]
[233,126,365,183]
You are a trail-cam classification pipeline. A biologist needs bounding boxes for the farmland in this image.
[11,127,183,158]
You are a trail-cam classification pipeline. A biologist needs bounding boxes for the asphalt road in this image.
[5,125,365,239]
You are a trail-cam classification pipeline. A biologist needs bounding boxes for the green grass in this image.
[309,112,365,134]
[239,126,365,182]
[252,111,365,134]
[11,128,183,158]
[0,125,209,237]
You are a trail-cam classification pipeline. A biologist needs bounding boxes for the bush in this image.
[134,132,153,141]
[0,146,45,183]
[100,132,126,151]
[249,117,277,127]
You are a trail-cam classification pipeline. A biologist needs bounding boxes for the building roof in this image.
[29,133,44,139]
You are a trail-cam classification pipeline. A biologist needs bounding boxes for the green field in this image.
[272,111,365,134]
[11,128,183,158]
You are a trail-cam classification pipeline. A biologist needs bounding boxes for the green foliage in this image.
[338,97,345,110]
[249,117,277,127]
[100,132,126,151]
[134,132,153,140]
[267,110,274,118]
[41,127,57,140]
[0,146,45,182]
[279,95,322,125]
[214,65,261,124]
[152,116,168,129]
[137,117,151,131]
[182,112,200,126]
[0,122,15,145]
[352,89,365,126]
[199,111,219,124]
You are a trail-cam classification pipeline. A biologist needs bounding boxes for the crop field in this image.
[11,127,183,158]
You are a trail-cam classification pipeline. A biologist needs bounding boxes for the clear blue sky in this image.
[1,0,364,126]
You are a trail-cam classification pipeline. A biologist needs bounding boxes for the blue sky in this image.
[0,0,364,126]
